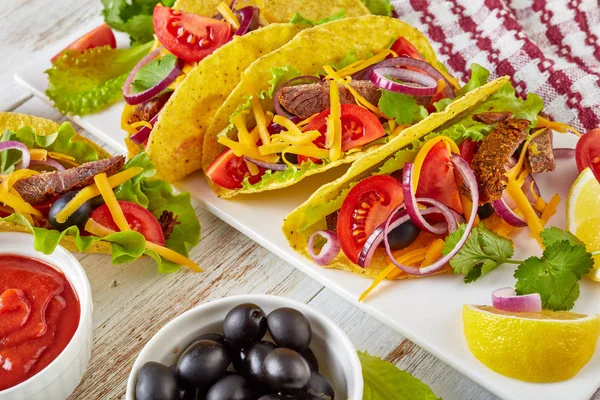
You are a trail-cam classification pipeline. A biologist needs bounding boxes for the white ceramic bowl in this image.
[0,232,93,400]
[126,294,363,399]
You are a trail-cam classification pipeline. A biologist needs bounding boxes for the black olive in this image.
[263,348,311,390]
[387,220,420,250]
[305,372,335,399]
[177,340,230,389]
[223,303,267,348]
[190,333,228,349]
[300,348,319,373]
[231,347,249,376]
[206,374,253,400]
[477,203,495,220]
[245,341,276,382]
[136,362,178,400]
[267,308,312,352]
[48,191,92,230]
[283,153,299,165]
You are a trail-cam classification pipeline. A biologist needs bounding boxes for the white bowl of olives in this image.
[125,294,363,400]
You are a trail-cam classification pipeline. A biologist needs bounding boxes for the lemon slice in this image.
[463,305,600,382]
[566,167,600,280]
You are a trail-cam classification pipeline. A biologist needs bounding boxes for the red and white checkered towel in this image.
[392,0,600,132]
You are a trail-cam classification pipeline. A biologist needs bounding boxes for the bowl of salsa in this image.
[0,232,93,400]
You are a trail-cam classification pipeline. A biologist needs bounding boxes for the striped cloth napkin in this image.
[392,0,600,132]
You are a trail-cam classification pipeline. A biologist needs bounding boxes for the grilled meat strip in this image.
[278,80,381,119]
[127,92,172,125]
[14,156,126,205]
[526,128,555,173]
[326,211,339,232]
[472,111,513,124]
[470,119,530,204]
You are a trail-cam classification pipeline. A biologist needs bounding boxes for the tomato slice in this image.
[89,201,165,245]
[337,175,404,263]
[416,141,463,213]
[298,104,386,165]
[153,5,232,62]
[576,129,600,182]
[458,139,480,165]
[206,149,266,190]
[51,24,116,62]
[390,37,424,61]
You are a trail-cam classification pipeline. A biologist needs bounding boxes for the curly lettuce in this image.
[45,42,152,115]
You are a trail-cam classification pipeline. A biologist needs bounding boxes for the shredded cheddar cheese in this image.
[94,173,130,232]
[412,136,460,188]
[327,79,342,161]
[251,97,271,146]
[335,50,397,79]
[541,194,560,225]
[218,135,278,163]
[232,114,255,148]
[29,149,48,161]
[506,178,544,245]
[537,116,581,136]
[216,2,240,29]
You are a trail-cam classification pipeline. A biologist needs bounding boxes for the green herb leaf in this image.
[102,0,175,45]
[514,228,594,311]
[359,352,440,400]
[360,0,394,16]
[378,90,428,125]
[443,225,514,283]
[289,9,346,26]
[46,42,153,115]
[131,54,178,94]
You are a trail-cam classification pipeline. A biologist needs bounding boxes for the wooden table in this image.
[2,1,598,399]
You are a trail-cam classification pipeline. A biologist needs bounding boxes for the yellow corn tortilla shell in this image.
[147,24,303,182]
[203,15,459,198]
[282,77,510,279]
[0,112,113,254]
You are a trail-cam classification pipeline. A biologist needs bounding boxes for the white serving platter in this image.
[15,28,600,400]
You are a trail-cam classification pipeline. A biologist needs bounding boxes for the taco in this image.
[121,0,370,182]
[0,112,200,273]
[282,71,554,292]
[201,15,477,198]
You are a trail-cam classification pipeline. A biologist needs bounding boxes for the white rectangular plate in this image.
[15,42,600,400]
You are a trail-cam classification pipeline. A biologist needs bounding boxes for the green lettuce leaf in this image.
[375,148,418,176]
[360,352,441,400]
[361,0,394,16]
[289,9,346,26]
[458,63,490,96]
[379,91,429,125]
[46,42,152,115]
[262,66,302,100]
[102,0,175,45]
[241,160,327,191]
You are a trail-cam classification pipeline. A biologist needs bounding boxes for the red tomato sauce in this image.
[0,255,80,391]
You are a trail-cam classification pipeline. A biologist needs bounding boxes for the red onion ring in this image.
[402,163,457,235]
[492,197,527,227]
[384,154,479,276]
[273,76,323,118]
[267,116,302,134]
[354,57,455,99]
[371,68,438,96]
[123,48,184,105]
[553,148,576,159]
[308,230,340,266]
[130,114,160,145]
[492,287,542,312]
[234,6,260,36]
[243,156,286,171]
[522,173,541,206]
[0,140,30,169]
[30,158,65,171]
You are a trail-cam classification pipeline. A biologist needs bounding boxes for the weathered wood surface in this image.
[2,1,598,400]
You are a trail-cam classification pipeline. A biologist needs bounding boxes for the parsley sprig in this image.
[444,226,594,311]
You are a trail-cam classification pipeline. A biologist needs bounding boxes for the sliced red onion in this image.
[130,114,160,145]
[229,0,238,9]
[354,57,455,99]
[273,76,322,118]
[402,163,457,235]
[308,230,340,266]
[0,141,30,169]
[234,6,259,36]
[30,158,65,171]
[492,287,542,312]
[267,116,302,134]
[371,68,438,96]
[123,48,184,105]
[492,197,527,227]
[553,148,576,159]
[523,173,541,206]
[243,156,286,171]
[384,154,479,276]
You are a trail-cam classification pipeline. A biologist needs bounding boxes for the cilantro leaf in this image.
[289,9,346,26]
[378,91,428,125]
[131,54,178,93]
[102,0,175,45]
[443,225,514,283]
[360,0,394,16]
[45,42,152,115]
[540,227,585,248]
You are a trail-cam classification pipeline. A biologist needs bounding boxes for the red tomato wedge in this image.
[153,5,232,62]
[298,104,386,165]
[206,149,266,190]
[416,141,463,213]
[51,24,116,62]
[390,37,424,61]
[337,175,404,263]
[576,128,600,182]
[90,201,165,245]
[458,138,480,165]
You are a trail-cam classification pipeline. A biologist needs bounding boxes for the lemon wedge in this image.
[567,167,600,280]
[463,305,600,382]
